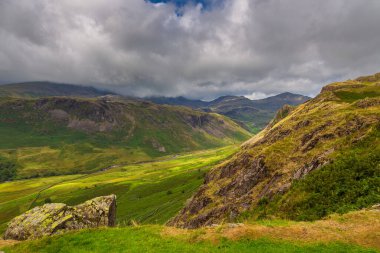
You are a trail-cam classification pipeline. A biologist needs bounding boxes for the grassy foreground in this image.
[0,146,238,233]
[2,209,379,253]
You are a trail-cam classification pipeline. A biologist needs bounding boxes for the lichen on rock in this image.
[4,195,116,240]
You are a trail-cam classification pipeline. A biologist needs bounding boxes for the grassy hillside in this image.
[170,72,380,228]
[0,82,113,98]
[0,146,238,234]
[2,209,379,252]
[0,96,250,179]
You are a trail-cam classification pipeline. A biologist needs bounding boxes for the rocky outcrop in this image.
[169,73,380,228]
[4,195,116,240]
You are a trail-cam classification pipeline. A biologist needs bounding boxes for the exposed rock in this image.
[49,109,70,122]
[294,119,311,130]
[169,74,380,229]
[4,195,116,240]
[151,139,166,153]
[355,98,380,108]
[355,72,380,82]
[67,119,115,133]
[227,223,244,228]
[301,121,332,147]
[267,104,295,128]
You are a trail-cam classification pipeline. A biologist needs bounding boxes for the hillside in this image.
[0,96,250,179]
[0,82,114,98]
[169,72,380,228]
[147,93,310,132]
[2,209,379,252]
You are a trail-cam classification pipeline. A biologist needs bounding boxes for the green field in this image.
[3,225,377,253]
[0,146,238,233]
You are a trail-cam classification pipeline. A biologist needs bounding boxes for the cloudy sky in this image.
[0,0,379,99]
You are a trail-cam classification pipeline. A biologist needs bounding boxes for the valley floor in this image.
[0,146,238,233]
[1,209,379,253]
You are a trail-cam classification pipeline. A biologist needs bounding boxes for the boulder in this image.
[4,195,116,240]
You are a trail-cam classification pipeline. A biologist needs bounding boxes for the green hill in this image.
[0,82,114,98]
[0,96,250,179]
[169,72,380,228]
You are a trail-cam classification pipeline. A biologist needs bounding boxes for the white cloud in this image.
[0,0,379,99]
[246,92,272,100]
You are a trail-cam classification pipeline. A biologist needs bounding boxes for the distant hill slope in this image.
[0,82,114,98]
[0,82,310,133]
[169,72,380,228]
[147,93,310,132]
[0,96,250,179]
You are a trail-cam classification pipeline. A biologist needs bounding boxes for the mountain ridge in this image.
[148,93,311,132]
[168,72,380,228]
[0,81,310,133]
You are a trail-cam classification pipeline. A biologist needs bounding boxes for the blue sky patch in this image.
[148,0,216,9]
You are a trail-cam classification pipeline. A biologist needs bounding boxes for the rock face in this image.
[4,195,116,240]
[168,73,380,228]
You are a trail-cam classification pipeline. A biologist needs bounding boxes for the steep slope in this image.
[147,93,310,132]
[169,72,380,228]
[0,82,114,98]
[0,96,250,179]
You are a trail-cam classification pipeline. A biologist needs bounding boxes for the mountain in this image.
[0,81,114,98]
[169,72,380,228]
[0,96,250,179]
[147,93,310,132]
[0,82,310,133]
[146,96,208,108]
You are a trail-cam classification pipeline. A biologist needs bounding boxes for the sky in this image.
[0,0,379,99]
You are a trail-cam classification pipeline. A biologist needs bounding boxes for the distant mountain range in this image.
[0,81,114,98]
[0,81,310,132]
[147,93,311,132]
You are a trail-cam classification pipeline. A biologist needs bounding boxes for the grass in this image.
[334,90,380,103]
[0,97,251,178]
[0,145,238,233]
[2,209,379,252]
[0,145,151,179]
[252,127,380,221]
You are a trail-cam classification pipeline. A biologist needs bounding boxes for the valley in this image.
[0,145,238,233]
[148,92,310,133]
[1,1,379,252]
[0,96,250,179]
[0,73,379,253]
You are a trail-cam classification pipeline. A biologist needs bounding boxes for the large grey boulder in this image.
[4,195,116,240]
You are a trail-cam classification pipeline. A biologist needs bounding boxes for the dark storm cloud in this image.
[0,0,379,99]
